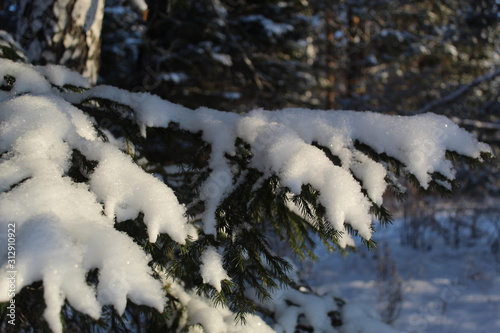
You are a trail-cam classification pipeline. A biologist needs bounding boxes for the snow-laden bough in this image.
[0,58,491,332]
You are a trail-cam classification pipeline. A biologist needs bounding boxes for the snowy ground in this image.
[301,210,500,333]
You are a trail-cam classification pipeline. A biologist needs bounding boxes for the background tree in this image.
[0,0,109,84]
[98,0,499,117]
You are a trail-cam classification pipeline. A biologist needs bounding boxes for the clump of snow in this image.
[350,151,387,206]
[168,280,276,333]
[200,246,230,292]
[264,288,339,333]
[0,93,171,331]
[235,113,373,245]
[0,59,51,98]
[35,64,90,88]
[248,276,401,332]
[87,143,189,243]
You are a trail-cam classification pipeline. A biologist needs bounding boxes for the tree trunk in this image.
[325,8,336,109]
[14,0,105,84]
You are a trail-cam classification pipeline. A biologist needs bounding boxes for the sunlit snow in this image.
[0,58,491,332]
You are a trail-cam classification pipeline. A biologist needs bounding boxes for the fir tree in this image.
[0,2,495,333]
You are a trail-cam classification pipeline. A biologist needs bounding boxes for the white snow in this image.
[0,30,27,62]
[87,144,189,243]
[0,60,52,97]
[199,246,230,292]
[306,211,500,333]
[235,113,373,245]
[35,64,90,88]
[168,279,276,333]
[245,265,401,333]
[0,93,173,331]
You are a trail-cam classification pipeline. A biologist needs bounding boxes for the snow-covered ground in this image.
[303,210,500,333]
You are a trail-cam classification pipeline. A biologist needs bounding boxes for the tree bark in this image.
[14,0,105,84]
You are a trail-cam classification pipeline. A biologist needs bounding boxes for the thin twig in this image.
[415,68,500,114]
[450,117,500,130]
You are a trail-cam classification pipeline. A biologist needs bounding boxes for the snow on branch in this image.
[65,83,491,243]
[0,58,492,332]
[0,60,189,332]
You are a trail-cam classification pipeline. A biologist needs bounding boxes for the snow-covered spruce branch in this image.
[0,58,491,332]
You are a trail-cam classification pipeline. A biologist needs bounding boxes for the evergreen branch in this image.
[312,141,342,166]
[370,203,393,225]
[0,44,27,62]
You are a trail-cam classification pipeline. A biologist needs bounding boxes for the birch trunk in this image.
[15,0,105,84]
